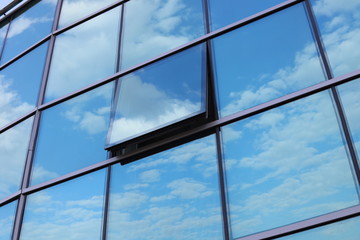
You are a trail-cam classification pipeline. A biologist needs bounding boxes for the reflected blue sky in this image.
[0,200,17,240]
[30,83,113,186]
[0,117,33,200]
[58,0,117,28]
[109,44,205,144]
[44,6,120,102]
[21,169,106,240]
[213,3,325,117]
[337,78,360,159]
[107,135,223,240]
[277,216,360,240]
[221,91,359,238]
[0,42,48,128]
[0,22,9,53]
[311,0,360,77]
[0,0,56,64]
[209,0,285,30]
[120,0,204,70]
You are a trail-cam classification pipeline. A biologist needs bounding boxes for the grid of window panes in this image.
[0,0,360,239]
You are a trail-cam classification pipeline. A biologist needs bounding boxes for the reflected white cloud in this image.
[223,92,359,237]
[121,0,203,69]
[45,7,119,101]
[6,15,52,39]
[58,0,116,27]
[221,43,324,116]
[110,74,201,143]
[0,117,33,199]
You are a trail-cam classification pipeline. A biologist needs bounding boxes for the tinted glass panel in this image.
[108,45,205,145]
[1,0,56,64]
[0,200,17,240]
[0,117,33,200]
[20,170,106,240]
[30,83,113,186]
[311,0,360,77]
[107,135,223,240]
[58,0,117,28]
[222,91,359,238]
[337,78,360,158]
[0,43,48,128]
[213,4,325,117]
[120,0,204,70]
[209,0,285,30]
[276,216,360,240]
[45,7,120,102]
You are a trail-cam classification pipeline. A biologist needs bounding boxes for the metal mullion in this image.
[12,195,26,240]
[235,205,360,240]
[102,166,112,240]
[305,0,360,188]
[215,128,231,240]
[0,191,21,207]
[0,110,36,134]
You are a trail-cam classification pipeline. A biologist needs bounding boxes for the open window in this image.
[106,43,214,156]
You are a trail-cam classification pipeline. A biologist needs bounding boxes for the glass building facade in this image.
[0,0,360,239]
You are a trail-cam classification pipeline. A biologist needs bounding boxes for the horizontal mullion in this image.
[0,190,21,207]
[235,205,360,240]
[0,109,36,134]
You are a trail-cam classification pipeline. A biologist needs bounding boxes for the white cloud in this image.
[109,74,201,143]
[30,166,60,184]
[109,192,148,210]
[313,0,360,17]
[167,178,213,199]
[139,169,161,183]
[7,16,52,39]
[120,0,203,69]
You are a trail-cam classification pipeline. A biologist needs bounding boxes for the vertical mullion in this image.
[102,4,124,239]
[102,166,112,240]
[215,128,231,240]
[202,0,230,239]
[304,0,360,189]
[11,0,65,239]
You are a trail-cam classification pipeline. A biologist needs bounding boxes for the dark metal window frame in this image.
[0,0,358,239]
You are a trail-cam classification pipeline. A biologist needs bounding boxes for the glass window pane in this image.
[311,0,360,77]
[1,0,56,64]
[58,0,117,28]
[108,44,206,145]
[337,78,360,158]
[213,4,325,117]
[30,83,113,186]
[44,7,120,102]
[276,216,360,240]
[0,43,48,128]
[222,91,359,238]
[20,169,106,240]
[209,0,285,30]
[107,135,223,240]
[0,117,33,200]
[0,200,17,240]
[120,0,204,70]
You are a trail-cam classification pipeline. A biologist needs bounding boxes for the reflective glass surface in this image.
[221,91,359,238]
[58,0,117,28]
[277,216,360,240]
[337,78,360,158]
[0,43,48,128]
[31,83,113,186]
[120,0,204,70]
[209,0,285,30]
[1,0,56,64]
[0,117,33,200]
[108,45,205,145]
[20,169,106,240]
[213,4,325,117]
[311,0,360,77]
[107,135,223,240]
[0,200,17,240]
[0,22,9,54]
[45,7,120,102]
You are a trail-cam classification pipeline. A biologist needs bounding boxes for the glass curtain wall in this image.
[0,0,359,240]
